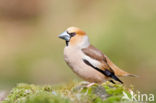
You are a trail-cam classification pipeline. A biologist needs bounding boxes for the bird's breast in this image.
[63,46,106,83]
[64,46,83,69]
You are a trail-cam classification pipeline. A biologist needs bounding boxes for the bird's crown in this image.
[67,26,86,36]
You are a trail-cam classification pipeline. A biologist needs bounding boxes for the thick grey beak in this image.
[58,31,70,41]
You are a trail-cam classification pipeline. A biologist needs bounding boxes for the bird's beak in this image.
[58,31,70,41]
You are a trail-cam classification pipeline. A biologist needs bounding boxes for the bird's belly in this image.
[64,48,107,83]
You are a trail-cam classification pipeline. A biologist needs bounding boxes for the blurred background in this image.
[0,0,156,95]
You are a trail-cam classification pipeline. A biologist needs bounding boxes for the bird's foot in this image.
[86,83,95,88]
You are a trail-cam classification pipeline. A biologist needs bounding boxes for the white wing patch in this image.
[83,55,101,68]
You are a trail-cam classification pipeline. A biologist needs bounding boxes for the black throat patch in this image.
[66,41,69,46]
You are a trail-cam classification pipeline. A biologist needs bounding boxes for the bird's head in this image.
[58,26,89,47]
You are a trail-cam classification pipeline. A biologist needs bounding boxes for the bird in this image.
[58,26,136,85]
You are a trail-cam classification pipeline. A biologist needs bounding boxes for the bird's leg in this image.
[86,82,95,87]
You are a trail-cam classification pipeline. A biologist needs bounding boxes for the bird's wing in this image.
[81,45,123,83]
[82,45,134,77]
[81,45,111,69]
[104,55,132,77]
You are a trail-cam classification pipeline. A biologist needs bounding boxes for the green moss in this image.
[2,82,135,103]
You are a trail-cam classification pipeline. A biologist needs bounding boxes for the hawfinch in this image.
[58,27,135,84]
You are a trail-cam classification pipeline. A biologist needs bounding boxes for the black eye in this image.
[69,33,76,37]
[67,31,76,37]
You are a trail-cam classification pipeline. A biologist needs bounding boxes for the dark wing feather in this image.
[82,45,124,83]
[82,45,113,72]
[83,59,123,84]
[82,45,132,77]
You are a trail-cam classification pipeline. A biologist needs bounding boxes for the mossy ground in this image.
[2,81,135,103]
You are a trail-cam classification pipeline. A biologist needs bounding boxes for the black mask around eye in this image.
[67,32,76,38]
[70,33,76,37]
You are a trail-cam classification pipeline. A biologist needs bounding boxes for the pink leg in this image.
[86,83,95,87]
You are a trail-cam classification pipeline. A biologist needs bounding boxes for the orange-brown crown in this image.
[66,26,86,36]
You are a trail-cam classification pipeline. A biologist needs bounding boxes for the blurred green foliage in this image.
[2,82,134,103]
[0,0,155,95]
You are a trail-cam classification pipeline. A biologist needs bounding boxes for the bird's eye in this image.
[69,33,76,37]
[67,31,76,37]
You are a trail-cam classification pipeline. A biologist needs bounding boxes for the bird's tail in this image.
[115,69,138,77]
[124,73,138,77]
[104,55,138,77]
[114,68,138,77]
